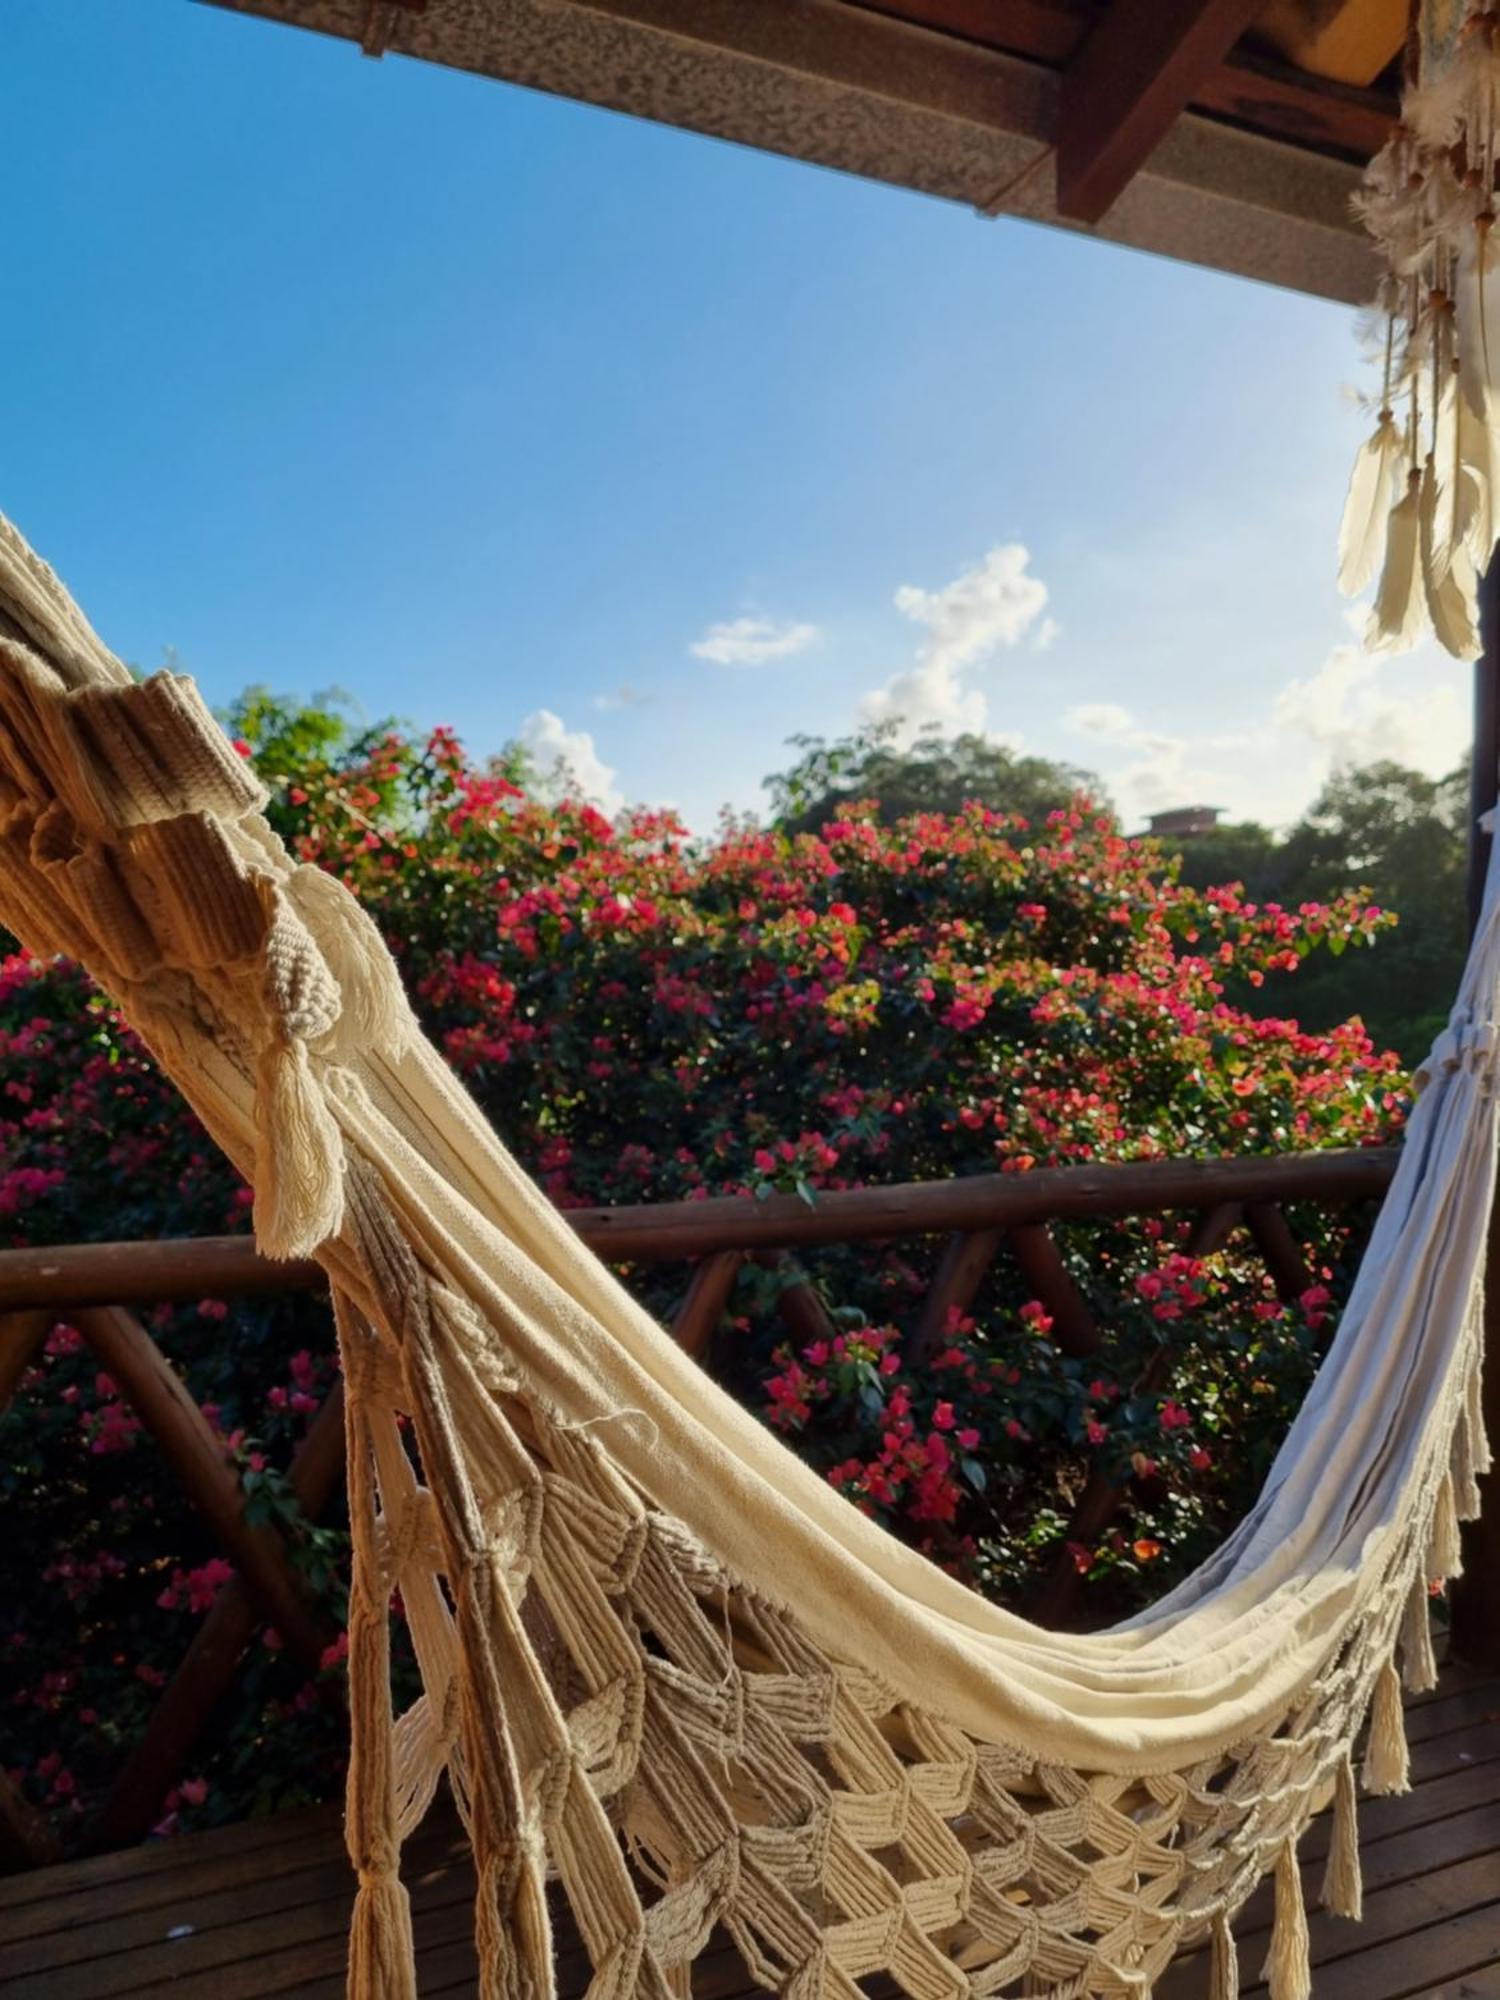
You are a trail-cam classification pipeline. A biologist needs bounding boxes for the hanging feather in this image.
[1338,411,1404,594]
[1428,542,1483,656]
[1421,455,1484,655]
[1455,236,1500,417]
[1371,468,1427,650]
[1443,373,1495,559]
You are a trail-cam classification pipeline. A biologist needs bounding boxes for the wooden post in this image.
[83,1380,348,1855]
[1453,560,1500,1667]
[70,1307,333,1670]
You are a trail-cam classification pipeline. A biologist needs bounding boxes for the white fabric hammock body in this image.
[0,512,1493,1999]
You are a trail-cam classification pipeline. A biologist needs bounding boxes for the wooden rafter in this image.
[1057,0,1274,223]
[855,0,1396,163]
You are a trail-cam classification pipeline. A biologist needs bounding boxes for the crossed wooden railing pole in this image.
[0,1146,1401,1868]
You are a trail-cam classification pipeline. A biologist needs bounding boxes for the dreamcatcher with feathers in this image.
[1342,0,1500,657]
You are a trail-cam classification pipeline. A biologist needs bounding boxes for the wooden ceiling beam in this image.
[1056,0,1275,223]
[851,0,1396,163]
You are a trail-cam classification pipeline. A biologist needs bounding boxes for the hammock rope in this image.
[0,512,1494,1998]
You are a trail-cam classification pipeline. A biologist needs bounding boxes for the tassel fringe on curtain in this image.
[0,510,1497,1998]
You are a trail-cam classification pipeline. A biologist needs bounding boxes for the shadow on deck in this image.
[3,1662,1498,2000]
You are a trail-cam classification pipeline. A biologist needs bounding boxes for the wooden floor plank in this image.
[2,1669,1498,2000]
[1,1818,470,1975]
[1403,1678,1500,1747]
[0,1802,341,1914]
[1288,1898,1500,2000]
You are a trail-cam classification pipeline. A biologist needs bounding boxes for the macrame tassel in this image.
[348,1871,417,2000]
[1469,1346,1493,1476]
[1210,1909,1239,2000]
[252,1036,346,1258]
[473,1846,553,2000]
[1453,1386,1484,1518]
[1400,1572,1439,1693]
[289,862,412,1054]
[1429,1469,1464,1578]
[337,1293,417,2000]
[1363,1659,1411,1795]
[1261,1840,1311,2000]
[1321,1755,1363,1921]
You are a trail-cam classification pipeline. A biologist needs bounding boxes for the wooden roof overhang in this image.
[200,0,1408,304]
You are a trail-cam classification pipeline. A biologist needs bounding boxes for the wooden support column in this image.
[0,1310,50,1410]
[0,1773,61,1876]
[83,1381,348,1855]
[1452,559,1500,1667]
[670,1251,743,1361]
[70,1307,333,1670]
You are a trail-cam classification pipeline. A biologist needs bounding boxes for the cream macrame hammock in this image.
[0,513,1494,2000]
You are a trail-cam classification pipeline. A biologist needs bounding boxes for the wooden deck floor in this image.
[3,1663,1498,2000]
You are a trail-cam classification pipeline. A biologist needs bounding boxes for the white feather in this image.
[1455,239,1500,417]
[1421,458,1483,659]
[1371,470,1426,652]
[1337,413,1403,596]
[1454,385,1495,561]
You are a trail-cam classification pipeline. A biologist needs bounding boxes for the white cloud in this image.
[861,544,1050,743]
[516,709,624,815]
[1271,638,1468,775]
[690,616,818,667]
[1059,628,1469,833]
[1064,701,1194,819]
[1032,615,1061,653]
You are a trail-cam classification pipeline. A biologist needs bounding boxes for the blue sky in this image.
[5,1,1468,830]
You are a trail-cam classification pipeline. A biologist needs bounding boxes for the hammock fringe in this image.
[1209,1911,1239,2000]
[1263,1839,1311,2000]
[1429,1467,1464,1576]
[1399,1573,1439,1694]
[1321,1754,1363,1922]
[1363,1661,1411,1795]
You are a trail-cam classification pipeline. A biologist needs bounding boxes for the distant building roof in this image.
[1145,805,1225,839]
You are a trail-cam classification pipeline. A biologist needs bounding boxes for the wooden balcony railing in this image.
[0,1145,1400,1872]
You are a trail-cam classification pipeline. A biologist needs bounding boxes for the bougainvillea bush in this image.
[0,695,1405,1840]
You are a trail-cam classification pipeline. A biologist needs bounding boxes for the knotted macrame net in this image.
[0,512,1495,2000]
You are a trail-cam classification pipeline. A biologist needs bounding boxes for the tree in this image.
[766,722,1102,833]
[1171,820,1282,899]
[1165,762,1468,1063]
